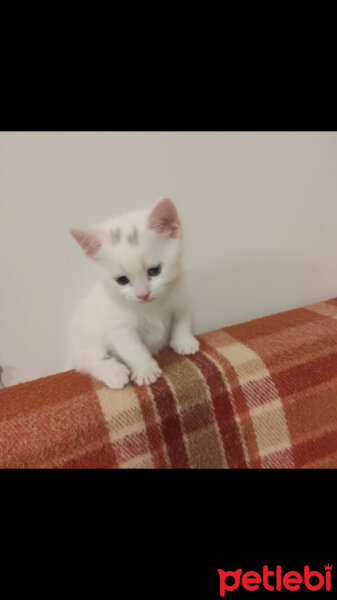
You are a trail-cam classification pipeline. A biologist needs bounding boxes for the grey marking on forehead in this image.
[127,226,138,245]
[110,227,121,244]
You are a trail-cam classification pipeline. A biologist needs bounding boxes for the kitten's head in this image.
[70,198,183,303]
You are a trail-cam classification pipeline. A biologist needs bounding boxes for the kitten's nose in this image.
[136,291,150,301]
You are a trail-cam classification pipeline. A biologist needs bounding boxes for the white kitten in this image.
[68,198,199,389]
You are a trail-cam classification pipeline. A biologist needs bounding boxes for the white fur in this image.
[68,199,199,389]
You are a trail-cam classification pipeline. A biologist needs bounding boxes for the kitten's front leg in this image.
[170,307,200,355]
[113,331,162,386]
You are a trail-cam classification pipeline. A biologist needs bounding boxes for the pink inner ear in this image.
[148,198,181,238]
[70,228,102,258]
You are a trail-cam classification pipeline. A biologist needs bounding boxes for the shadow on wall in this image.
[186,256,331,335]
[0,363,17,389]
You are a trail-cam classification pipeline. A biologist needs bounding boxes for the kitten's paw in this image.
[99,361,131,389]
[131,360,162,386]
[170,336,200,355]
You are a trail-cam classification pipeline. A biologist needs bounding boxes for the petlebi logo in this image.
[217,564,333,595]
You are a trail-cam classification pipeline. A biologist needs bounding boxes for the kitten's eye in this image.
[147,265,161,277]
[115,276,129,285]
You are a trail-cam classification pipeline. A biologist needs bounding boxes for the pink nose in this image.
[137,291,150,301]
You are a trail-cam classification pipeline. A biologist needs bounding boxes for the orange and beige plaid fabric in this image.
[1,298,337,468]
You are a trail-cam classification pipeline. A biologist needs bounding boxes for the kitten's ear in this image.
[69,226,104,259]
[148,198,181,238]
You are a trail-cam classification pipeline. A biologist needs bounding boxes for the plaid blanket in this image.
[1,298,337,468]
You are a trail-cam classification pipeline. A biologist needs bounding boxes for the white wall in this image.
[1,131,337,386]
